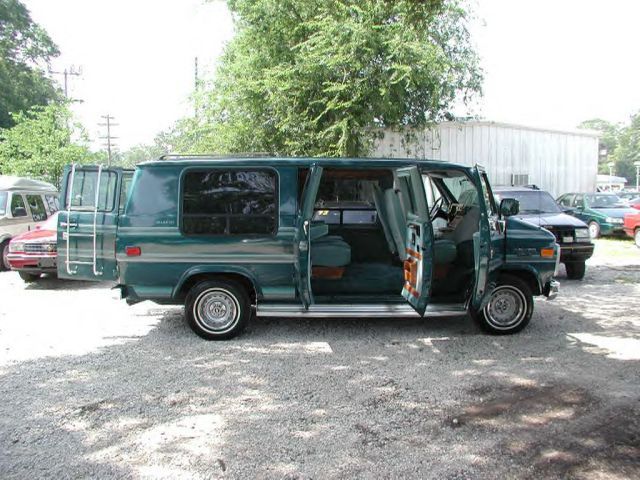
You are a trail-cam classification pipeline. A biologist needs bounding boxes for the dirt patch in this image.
[449,382,640,479]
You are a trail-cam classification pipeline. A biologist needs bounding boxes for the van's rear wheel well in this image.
[500,269,541,295]
[177,272,257,305]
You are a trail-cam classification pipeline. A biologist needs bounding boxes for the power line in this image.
[49,65,83,101]
[98,115,119,166]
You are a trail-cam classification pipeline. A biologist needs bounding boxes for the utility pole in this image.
[98,115,119,166]
[49,65,82,100]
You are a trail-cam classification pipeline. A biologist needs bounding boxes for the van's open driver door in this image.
[397,166,433,316]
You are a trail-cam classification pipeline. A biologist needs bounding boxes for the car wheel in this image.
[565,261,586,280]
[18,271,41,282]
[588,221,600,239]
[635,228,640,248]
[185,279,251,340]
[0,240,10,271]
[472,274,533,335]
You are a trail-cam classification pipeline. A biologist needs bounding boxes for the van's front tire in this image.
[471,274,533,335]
[185,280,251,340]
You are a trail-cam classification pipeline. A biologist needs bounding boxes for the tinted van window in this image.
[26,194,48,221]
[182,170,277,235]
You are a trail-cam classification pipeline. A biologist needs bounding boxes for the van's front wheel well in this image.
[499,269,541,295]
[177,272,257,305]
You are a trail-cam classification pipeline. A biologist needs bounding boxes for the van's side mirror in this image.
[499,198,519,218]
[12,207,27,217]
[562,207,575,214]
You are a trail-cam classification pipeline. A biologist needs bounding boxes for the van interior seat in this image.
[309,220,351,268]
[373,185,397,256]
[383,188,456,265]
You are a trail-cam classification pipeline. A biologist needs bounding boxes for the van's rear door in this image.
[57,165,131,281]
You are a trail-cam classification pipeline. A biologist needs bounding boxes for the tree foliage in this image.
[0,103,92,187]
[611,112,640,184]
[579,115,640,183]
[0,0,60,128]
[185,0,482,156]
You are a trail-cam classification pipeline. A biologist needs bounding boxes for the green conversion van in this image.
[57,157,559,340]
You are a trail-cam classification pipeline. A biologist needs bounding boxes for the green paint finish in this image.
[57,157,560,312]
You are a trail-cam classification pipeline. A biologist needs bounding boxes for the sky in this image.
[23,0,640,150]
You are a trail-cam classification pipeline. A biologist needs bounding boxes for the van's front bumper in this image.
[544,279,560,300]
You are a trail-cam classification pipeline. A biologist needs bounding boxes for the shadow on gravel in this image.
[0,277,639,478]
[24,276,112,291]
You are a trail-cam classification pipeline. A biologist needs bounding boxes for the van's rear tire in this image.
[471,274,533,335]
[1,240,10,271]
[185,279,251,340]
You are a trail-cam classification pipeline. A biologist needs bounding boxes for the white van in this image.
[0,175,59,270]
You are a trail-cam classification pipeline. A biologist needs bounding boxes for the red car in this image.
[623,211,640,248]
[7,212,58,282]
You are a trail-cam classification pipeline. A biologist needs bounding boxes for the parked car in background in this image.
[7,212,59,282]
[0,176,59,271]
[495,186,593,279]
[623,211,640,248]
[556,193,636,238]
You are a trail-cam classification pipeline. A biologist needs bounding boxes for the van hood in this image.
[592,207,637,218]
[514,212,587,228]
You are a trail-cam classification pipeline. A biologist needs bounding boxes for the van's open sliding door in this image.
[57,165,132,281]
[396,166,433,316]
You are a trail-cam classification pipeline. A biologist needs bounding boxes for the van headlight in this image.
[9,242,24,253]
[575,228,590,239]
[605,217,623,224]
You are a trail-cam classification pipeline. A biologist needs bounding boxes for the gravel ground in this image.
[0,239,639,479]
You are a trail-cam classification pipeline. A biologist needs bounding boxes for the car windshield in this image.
[495,190,561,214]
[585,194,623,208]
[0,191,7,215]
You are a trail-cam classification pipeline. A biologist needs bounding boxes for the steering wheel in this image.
[430,196,446,219]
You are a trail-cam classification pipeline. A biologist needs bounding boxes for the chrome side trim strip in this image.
[256,303,467,318]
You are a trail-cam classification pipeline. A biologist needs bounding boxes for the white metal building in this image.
[372,121,599,197]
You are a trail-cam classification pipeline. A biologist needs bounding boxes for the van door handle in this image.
[61,221,78,228]
[303,220,310,236]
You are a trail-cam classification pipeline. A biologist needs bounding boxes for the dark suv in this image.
[494,186,594,280]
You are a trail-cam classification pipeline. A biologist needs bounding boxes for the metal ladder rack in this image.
[63,164,103,276]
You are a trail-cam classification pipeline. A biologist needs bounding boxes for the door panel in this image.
[296,165,323,308]
[396,166,432,315]
[57,165,129,281]
[471,166,497,309]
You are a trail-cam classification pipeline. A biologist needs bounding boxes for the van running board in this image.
[256,303,467,318]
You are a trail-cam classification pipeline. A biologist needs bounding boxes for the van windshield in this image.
[0,191,7,215]
[585,194,623,208]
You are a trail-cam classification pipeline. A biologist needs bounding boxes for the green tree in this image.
[0,103,92,187]
[186,0,482,156]
[0,0,60,128]
[612,112,640,185]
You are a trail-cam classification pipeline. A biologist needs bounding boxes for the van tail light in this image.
[125,246,142,257]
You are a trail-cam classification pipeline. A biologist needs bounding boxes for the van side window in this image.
[66,170,117,211]
[26,195,47,221]
[11,194,27,217]
[44,194,59,213]
[182,170,277,235]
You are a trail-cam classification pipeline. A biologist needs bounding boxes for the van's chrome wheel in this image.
[635,229,640,248]
[484,286,526,330]
[472,274,533,335]
[588,221,600,239]
[185,279,251,340]
[194,288,239,333]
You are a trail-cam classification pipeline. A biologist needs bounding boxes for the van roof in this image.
[139,156,470,170]
[0,175,57,192]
